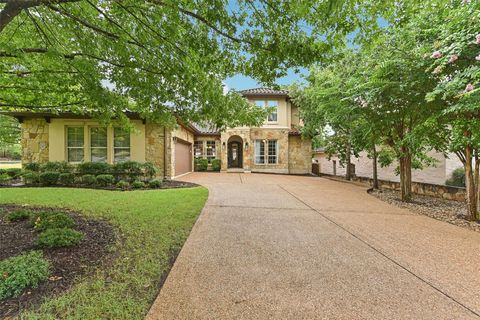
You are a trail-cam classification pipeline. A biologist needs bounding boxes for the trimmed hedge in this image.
[116,180,129,190]
[23,171,40,184]
[96,174,115,186]
[211,159,221,171]
[131,180,145,189]
[82,174,97,185]
[0,251,50,299]
[40,161,73,173]
[6,168,22,179]
[148,179,162,188]
[195,158,208,171]
[59,173,75,185]
[77,162,111,176]
[39,172,60,186]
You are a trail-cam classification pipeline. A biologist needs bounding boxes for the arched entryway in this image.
[227,135,243,168]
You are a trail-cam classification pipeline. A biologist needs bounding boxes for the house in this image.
[313,149,464,186]
[9,88,312,178]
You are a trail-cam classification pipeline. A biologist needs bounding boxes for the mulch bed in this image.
[0,204,117,318]
[369,189,480,232]
[0,179,198,190]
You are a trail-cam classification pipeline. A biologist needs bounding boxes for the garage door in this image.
[174,140,192,176]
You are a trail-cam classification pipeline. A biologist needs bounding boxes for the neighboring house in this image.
[9,88,311,179]
[313,149,464,186]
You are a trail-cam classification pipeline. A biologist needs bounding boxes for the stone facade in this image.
[250,128,289,173]
[21,119,49,164]
[288,135,312,174]
[145,123,166,176]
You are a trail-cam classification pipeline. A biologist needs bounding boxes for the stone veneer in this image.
[21,118,49,164]
[288,135,312,174]
[145,123,166,176]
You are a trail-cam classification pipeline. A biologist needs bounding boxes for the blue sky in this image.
[224,68,307,91]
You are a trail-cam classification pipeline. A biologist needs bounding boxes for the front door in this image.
[228,142,243,168]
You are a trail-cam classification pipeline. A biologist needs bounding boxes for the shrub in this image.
[77,162,112,176]
[148,179,162,188]
[96,174,115,186]
[7,209,32,222]
[39,172,60,186]
[32,211,75,231]
[211,159,221,172]
[6,168,22,179]
[113,161,143,181]
[0,168,6,175]
[40,161,73,173]
[195,158,208,171]
[24,163,41,172]
[116,180,129,190]
[59,173,75,185]
[446,167,466,187]
[131,180,145,189]
[37,228,83,248]
[0,173,11,182]
[142,162,158,180]
[0,251,50,299]
[22,171,40,184]
[82,174,97,185]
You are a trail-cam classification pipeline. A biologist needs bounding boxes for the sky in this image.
[224,67,307,91]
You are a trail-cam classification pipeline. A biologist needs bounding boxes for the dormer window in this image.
[255,100,278,123]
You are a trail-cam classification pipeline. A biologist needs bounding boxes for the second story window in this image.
[254,100,278,123]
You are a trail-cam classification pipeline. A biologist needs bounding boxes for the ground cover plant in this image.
[0,186,208,318]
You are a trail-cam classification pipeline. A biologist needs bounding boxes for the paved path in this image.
[147,173,480,320]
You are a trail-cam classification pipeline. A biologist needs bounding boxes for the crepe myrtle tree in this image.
[425,2,480,220]
[0,0,404,129]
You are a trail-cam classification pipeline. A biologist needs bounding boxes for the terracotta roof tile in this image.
[238,87,289,96]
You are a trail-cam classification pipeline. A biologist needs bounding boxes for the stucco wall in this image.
[288,136,312,174]
[313,150,457,186]
[21,118,49,164]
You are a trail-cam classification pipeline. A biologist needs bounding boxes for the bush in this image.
[82,174,97,185]
[59,173,75,185]
[7,209,32,222]
[116,180,129,190]
[24,163,41,172]
[40,161,73,173]
[22,171,40,184]
[142,162,158,180]
[77,162,112,176]
[0,173,11,182]
[0,168,6,175]
[131,180,145,189]
[37,228,83,248]
[0,251,50,299]
[6,168,22,179]
[211,159,221,171]
[39,172,60,186]
[113,161,143,182]
[96,174,115,186]
[446,167,466,187]
[32,211,75,231]
[148,179,162,188]
[195,158,208,171]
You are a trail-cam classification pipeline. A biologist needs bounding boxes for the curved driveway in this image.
[147,173,480,320]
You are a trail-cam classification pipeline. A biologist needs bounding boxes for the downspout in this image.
[164,127,168,179]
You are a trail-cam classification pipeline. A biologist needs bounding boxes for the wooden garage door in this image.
[174,140,192,176]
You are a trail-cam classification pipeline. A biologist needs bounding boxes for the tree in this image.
[0,115,21,158]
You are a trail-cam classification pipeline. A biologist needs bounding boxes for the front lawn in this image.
[0,187,208,319]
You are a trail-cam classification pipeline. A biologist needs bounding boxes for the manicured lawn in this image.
[0,187,208,319]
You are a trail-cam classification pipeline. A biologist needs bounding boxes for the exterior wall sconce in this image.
[245,142,249,150]
[222,141,226,149]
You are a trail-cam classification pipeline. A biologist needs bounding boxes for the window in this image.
[67,127,84,162]
[194,141,203,159]
[90,127,107,162]
[206,141,216,163]
[255,140,265,164]
[114,128,130,162]
[267,100,278,122]
[267,140,278,164]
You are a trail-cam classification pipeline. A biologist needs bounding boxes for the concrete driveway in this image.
[147,173,480,320]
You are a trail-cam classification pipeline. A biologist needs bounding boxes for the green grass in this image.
[0,187,208,319]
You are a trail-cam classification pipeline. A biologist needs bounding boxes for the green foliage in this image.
[116,180,129,190]
[0,173,11,182]
[77,162,112,176]
[22,171,40,184]
[41,161,74,173]
[7,209,32,222]
[211,159,221,171]
[24,163,41,172]
[446,167,466,188]
[59,173,75,185]
[6,167,22,179]
[113,161,142,182]
[131,180,145,189]
[0,251,50,299]
[148,179,162,188]
[0,115,20,150]
[81,174,97,185]
[96,174,115,186]
[39,172,60,186]
[32,211,75,231]
[37,228,83,248]
[142,162,158,180]
[195,158,208,172]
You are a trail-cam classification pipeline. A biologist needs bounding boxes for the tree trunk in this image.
[345,141,352,181]
[399,147,412,202]
[464,144,478,221]
[475,151,479,213]
[372,145,379,189]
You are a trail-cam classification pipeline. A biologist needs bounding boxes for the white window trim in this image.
[66,126,85,164]
[89,126,108,163]
[113,127,131,163]
[255,100,279,124]
[254,139,279,165]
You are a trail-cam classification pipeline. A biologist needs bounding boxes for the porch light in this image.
[245,142,249,150]
[222,141,226,149]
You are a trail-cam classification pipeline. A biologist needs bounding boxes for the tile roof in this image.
[238,87,289,96]
[288,128,302,136]
[193,123,219,135]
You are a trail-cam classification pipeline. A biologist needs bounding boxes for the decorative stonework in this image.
[145,123,166,176]
[250,128,289,172]
[288,135,312,174]
[21,118,49,164]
